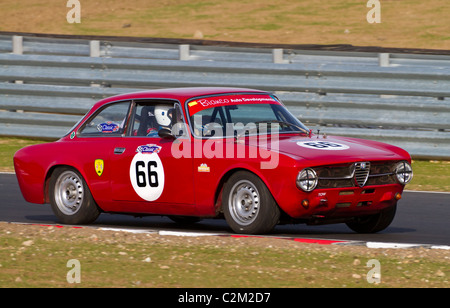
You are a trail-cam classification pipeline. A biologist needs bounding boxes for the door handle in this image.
[114,147,126,155]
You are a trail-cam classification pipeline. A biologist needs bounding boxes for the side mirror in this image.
[158,128,176,140]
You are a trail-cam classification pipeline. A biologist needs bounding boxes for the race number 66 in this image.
[130,152,165,201]
[135,161,159,188]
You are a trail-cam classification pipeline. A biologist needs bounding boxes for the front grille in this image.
[315,161,398,189]
[354,162,370,187]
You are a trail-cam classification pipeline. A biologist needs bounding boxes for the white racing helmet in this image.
[154,105,173,127]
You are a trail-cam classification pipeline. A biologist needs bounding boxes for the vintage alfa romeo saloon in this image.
[14,87,413,234]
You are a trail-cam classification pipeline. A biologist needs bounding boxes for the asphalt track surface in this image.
[1,173,449,246]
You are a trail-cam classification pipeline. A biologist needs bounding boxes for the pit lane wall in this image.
[0,32,449,160]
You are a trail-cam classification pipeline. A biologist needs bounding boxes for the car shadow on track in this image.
[22,213,416,243]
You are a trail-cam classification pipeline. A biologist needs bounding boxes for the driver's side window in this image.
[130,101,188,138]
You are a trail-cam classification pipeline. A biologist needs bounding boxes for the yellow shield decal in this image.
[95,159,104,176]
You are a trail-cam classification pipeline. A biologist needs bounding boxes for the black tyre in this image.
[222,171,280,234]
[49,167,100,225]
[346,203,397,233]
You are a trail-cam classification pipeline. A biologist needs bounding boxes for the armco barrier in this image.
[0,33,449,159]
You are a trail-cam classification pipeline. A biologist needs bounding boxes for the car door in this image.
[110,100,195,214]
[76,100,132,206]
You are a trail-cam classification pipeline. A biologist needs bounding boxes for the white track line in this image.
[3,221,450,250]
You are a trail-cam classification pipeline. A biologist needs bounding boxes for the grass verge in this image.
[0,222,448,288]
[0,0,449,50]
[0,138,49,173]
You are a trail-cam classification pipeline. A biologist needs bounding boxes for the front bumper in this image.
[281,184,404,220]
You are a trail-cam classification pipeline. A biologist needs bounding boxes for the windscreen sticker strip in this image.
[187,94,280,115]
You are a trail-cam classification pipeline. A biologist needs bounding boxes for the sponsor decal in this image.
[130,145,165,201]
[196,98,230,107]
[197,163,210,173]
[297,141,350,151]
[97,122,120,133]
[188,95,279,115]
[94,159,104,176]
[136,144,161,154]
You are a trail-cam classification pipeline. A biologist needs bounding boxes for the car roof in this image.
[96,87,270,106]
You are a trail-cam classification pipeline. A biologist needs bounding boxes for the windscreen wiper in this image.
[255,120,309,135]
[235,120,309,141]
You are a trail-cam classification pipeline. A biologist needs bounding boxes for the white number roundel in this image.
[130,152,165,201]
[297,141,350,150]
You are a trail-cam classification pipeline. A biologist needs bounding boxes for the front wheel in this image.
[49,167,100,225]
[222,171,280,234]
[346,203,397,233]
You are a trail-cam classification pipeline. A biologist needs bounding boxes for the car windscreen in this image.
[187,94,308,138]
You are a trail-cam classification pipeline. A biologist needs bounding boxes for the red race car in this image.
[14,87,413,234]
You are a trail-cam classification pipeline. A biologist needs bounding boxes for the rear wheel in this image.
[49,167,100,225]
[346,203,397,233]
[223,171,280,234]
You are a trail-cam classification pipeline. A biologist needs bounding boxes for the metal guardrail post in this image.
[272,48,285,64]
[12,36,24,85]
[378,53,391,98]
[90,40,101,87]
[12,35,23,55]
[378,53,390,67]
[90,40,100,57]
[179,44,190,60]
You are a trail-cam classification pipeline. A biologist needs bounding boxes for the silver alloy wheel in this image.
[54,170,84,216]
[228,180,260,226]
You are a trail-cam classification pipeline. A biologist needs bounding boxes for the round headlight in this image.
[297,168,318,192]
[394,161,413,185]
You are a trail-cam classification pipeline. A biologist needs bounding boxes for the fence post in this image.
[272,48,285,64]
[90,40,101,57]
[12,36,24,84]
[89,40,101,87]
[179,44,190,60]
[378,53,390,67]
[378,53,391,98]
[12,35,23,55]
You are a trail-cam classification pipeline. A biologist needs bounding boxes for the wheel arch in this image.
[213,167,279,214]
[44,164,90,204]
